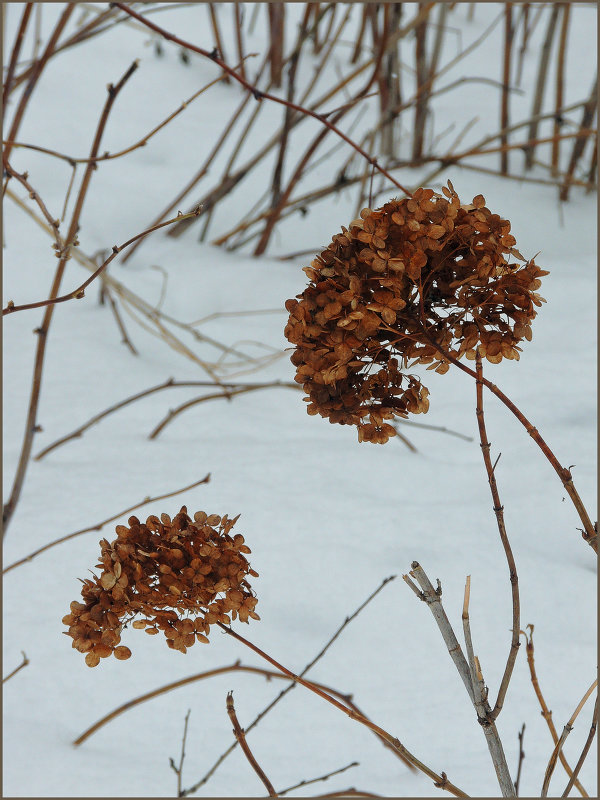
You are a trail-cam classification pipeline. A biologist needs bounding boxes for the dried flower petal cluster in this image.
[285,182,548,443]
[63,507,259,667]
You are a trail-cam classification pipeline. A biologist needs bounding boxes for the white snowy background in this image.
[3,3,597,797]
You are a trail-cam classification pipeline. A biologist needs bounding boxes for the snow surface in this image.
[3,3,597,798]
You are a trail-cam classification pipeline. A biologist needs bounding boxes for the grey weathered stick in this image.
[405,562,516,797]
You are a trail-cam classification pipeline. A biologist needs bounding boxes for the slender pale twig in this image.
[227,691,277,797]
[475,352,520,722]
[404,563,515,797]
[3,474,210,574]
[521,625,588,796]
[2,651,29,683]
[541,680,597,797]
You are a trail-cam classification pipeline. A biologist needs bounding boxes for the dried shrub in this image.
[63,507,259,666]
[285,182,549,443]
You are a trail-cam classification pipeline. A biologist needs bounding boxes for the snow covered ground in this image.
[3,3,597,797]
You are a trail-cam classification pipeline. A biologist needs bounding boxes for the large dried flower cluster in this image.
[285,182,548,443]
[63,507,259,667]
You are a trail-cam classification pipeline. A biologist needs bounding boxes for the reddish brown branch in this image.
[2,3,34,106]
[226,692,277,796]
[475,352,520,723]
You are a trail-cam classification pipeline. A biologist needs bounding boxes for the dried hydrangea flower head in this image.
[63,507,259,667]
[285,182,548,443]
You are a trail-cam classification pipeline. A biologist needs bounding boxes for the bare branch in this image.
[2,651,29,683]
[227,691,277,796]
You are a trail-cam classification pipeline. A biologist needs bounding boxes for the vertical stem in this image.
[2,2,33,107]
[500,3,513,174]
[267,2,285,87]
[412,1,429,161]
[233,3,246,82]
[524,4,560,169]
[551,4,570,176]
[208,3,230,83]
[560,75,597,201]
[475,353,520,723]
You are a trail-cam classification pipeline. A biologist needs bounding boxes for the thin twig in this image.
[552,4,571,176]
[475,351,520,723]
[561,697,598,798]
[3,206,201,316]
[169,708,191,797]
[514,724,525,796]
[277,761,358,797]
[218,623,468,797]
[2,2,33,107]
[541,681,598,797]
[500,3,513,174]
[3,474,210,574]
[227,692,277,797]
[3,58,139,535]
[2,651,29,683]
[521,625,588,797]
[182,575,414,795]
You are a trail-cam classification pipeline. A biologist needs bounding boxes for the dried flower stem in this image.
[541,680,598,797]
[3,474,210,574]
[551,4,571,175]
[2,58,138,535]
[475,352,520,722]
[405,562,515,797]
[560,75,598,201]
[561,697,598,798]
[227,691,277,796]
[521,625,588,796]
[2,651,29,683]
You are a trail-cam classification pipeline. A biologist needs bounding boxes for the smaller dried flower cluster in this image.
[285,182,548,443]
[63,507,259,667]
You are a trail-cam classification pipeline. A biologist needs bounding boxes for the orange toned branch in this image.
[475,352,520,723]
[3,474,210,575]
[3,207,201,316]
[521,625,588,797]
[217,624,468,797]
[226,692,277,797]
[111,2,413,199]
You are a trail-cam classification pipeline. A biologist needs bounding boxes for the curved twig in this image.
[3,474,210,574]
[227,691,277,797]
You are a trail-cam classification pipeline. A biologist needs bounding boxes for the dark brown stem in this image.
[500,3,513,174]
[267,2,285,87]
[475,352,520,723]
[412,2,429,161]
[514,723,525,796]
[3,474,210,575]
[560,75,597,201]
[233,3,246,82]
[227,692,277,796]
[2,58,138,535]
[111,3,413,198]
[524,4,560,169]
[208,3,229,82]
[2,3,33,106]
[3,3,74,168]
[551,4,570,176]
